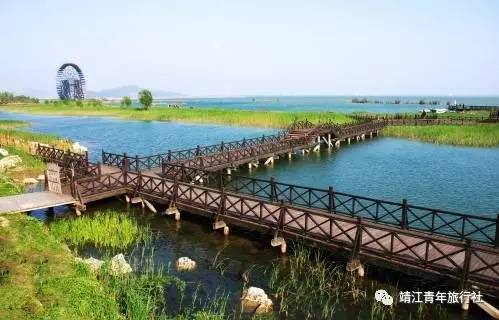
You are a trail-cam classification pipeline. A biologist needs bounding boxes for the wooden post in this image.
[328,186,335,213]
[101,149,105,163]
[495,214,499,248]
[97,162,102,177]
[220,141,224,151]
[85,150,89,166]
[135,155,140,171]
[460,238,472,293]
[270,177,276,201]
[137,170,142,193]
[167,149,172,162]
[401,199,409,229]
[196,145,201,156]
[261,134,265,143]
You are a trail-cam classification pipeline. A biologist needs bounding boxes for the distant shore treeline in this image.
[351,97,441,105]
[0,91,39,104]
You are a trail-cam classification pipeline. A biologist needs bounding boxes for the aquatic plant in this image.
[383,124,499,147]
[269,243,365,319]
[98,251,185,320]
[1,102,353,128]
[51,209,152,250]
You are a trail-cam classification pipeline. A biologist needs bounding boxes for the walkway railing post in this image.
[123,152,128,170]
[167,150,171,162]
[460,238,472,290]
[220,141,224,151]
[495,214,499,248]
[97,162,101,177]
[328,186,335,213]
[270,177,276,201]
[401,199,409,229]
[135,155,140,172]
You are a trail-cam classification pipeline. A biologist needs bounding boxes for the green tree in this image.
[121,96,132,108]
[138,90,153,110]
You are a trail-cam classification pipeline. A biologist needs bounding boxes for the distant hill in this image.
[87,85,183,99]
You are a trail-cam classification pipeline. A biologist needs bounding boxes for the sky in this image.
[1,0,499,97]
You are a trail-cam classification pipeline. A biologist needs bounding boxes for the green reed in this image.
[383,124,499,147]
[51,209,152,250]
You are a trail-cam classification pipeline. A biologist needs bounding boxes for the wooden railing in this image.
[169,136,317,170]
[161,163,499,246]
[36,145,88,167]
[74,170,499,294]
[101,132,287,171]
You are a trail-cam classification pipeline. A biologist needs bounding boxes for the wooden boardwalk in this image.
[0,191,75,214]
[31,119,499,298]
[71,170,499,296]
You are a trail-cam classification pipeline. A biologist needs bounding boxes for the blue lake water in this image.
[117,95,499,113]
[1,111,497,217]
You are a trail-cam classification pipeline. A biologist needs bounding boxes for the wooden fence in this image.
[161,163,498,246]
[72,170,499,295]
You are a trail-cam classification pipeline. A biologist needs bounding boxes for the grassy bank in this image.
[0,214,122,319]
[1,102,352,128]
[0,120,72,192]
[383,124,499,147]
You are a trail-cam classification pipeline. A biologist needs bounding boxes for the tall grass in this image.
[0,174,23,196]
[269,244,369,319]
[51,209,152,250]
[1,103,353,128]
[96,251,185,320]
[383,124,499,147]
[0,214,122,319]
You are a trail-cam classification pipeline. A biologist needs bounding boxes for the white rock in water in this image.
[75,257,104,272]
[23,177,38,184]
[0,148,9,157]
[109,254,133,275]
[0,217,9,227]
[0,155,22,171]
[176,257,196,272]
[72,142,88,154]
[241,287,273,314]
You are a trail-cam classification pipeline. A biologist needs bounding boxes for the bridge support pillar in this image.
[347,138,351,144]
[356,136,360,141]
[226,168,232,175]
[313,144,320,152]
[461,294,470,311]
[271,237,287,254]
[346,259,365,277]
[288,152,292,160]
[327,134,332,148]
[264,157,274,165]
[165,204,181,221]
[370,132,373,139]
[213,220,229,236]
[361,134,365,140]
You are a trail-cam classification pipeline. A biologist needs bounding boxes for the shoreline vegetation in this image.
[0,102,498,148]
[0,120,71,195]
[382,125,499,148]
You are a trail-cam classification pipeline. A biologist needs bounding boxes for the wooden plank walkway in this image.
[0,192,75,214]
[32,120,499,297]
[71,170,499,296]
